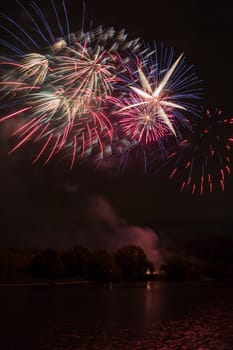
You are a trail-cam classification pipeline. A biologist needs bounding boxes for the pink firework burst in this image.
[168,108,233,195]
[112,43,202,148]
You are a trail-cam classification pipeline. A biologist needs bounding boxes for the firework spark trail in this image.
[167,109,233,195]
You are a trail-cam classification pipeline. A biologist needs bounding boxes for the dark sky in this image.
[0,0,233,249]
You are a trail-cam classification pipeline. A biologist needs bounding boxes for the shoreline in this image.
[0,279,93,287]
[0,278,230,288]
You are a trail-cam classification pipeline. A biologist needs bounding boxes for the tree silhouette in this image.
[115,245,153,281]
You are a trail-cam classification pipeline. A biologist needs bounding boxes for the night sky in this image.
[0,0,233,252]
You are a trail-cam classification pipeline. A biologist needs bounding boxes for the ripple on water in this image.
[42,304,233,350]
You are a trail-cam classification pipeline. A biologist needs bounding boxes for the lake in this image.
[0,281,232,349]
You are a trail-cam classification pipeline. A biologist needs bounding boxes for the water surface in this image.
[0,281,232,349]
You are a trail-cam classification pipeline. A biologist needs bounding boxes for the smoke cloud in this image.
[79,196,161,265]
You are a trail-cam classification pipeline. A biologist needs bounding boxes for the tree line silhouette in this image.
[0,235,233,283]
[0,245,155,282]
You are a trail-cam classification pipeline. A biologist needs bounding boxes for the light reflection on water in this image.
[0,281,232,349]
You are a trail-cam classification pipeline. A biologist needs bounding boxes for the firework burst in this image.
[167,108,233,195]
[112,43,202,150]
[0,1,141,166]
